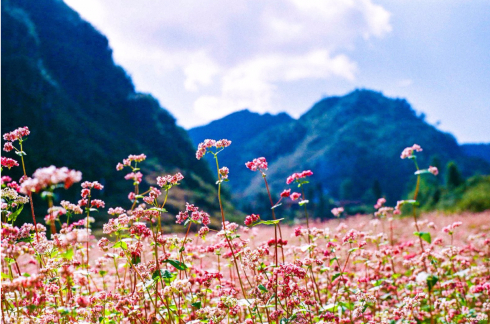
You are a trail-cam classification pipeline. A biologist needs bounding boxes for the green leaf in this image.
[414,232,432,244]
[332,272,343,281]
[148,207,167,213]
[61,248,74,260]
[7,205,24,223]
[191,301,202,309]
[1,272,12,280]
[4,258,15,265]
[134,195,145,199]
[258,284,269,293]
[254,218,284,226]
[427,274,438,292]
[41,191,54,199]
[163,259,188,270]
[113,241,128,250]
[271,203,282,210]
[15,151,26,156]
[298,200,309,206]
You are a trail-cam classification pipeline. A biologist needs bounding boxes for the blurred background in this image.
[2,0,490,229]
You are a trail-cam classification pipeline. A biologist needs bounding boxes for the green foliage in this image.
[1,0,220,226]
[189,90,490,212]
[446,161,464,190]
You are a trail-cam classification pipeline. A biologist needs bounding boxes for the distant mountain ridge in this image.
[1,0,218,223]
[189,90,490,211]
[461,144,490,164]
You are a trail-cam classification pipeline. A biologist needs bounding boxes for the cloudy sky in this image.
[64,0,490,143]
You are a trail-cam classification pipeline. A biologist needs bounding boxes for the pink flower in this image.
[219,167,229,179]
[19,166,82,194]
[331,207,344,217]
[157,172,184,187]
[428,166,439,176]
[290,192,301,201]
[1,157,19,169]
[245,157,268,172]
[401,144,423,159]
[128,192,135,201]
[280,189,291,198]
[244,214,260,226]
[124,172,143,183]
[3,142,14,152]
[196,139,231,160]
[3,126,30,142]
[198,226,209,239]
[374,197,386,209]
[286,170,313,184]
[116,163,124,171]
[81,189,90,198]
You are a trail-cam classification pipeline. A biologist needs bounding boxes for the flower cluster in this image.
[19,166,82,194]
[400,143,422,159]
[1,157,19,169]
[176,203,211,226]
[156,172,184,188]
[286,170,313,184]
[195,139,231,160]
[2,126,30,143]
[331,207,344,217]
[244,213,260,226]
[116,154,147,170]
[2,129,488,324]
[245,157,268,171]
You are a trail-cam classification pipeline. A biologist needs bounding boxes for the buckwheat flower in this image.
[290,192,301,201]
[60,200,83,214]
[215,139,232,148]
[280,189,291,198]
[116,163,124,171]
[128,154,147,163]
[219,167,229,179]
[20,166,82,194]
[124,172,143,183]
[1,157,19,169]
[176,211,189,224]
[91,199,105,209]
[331,207,344,217]
[3,126,30,142]
[244,214,260,226]
[81,189,90,198]
[374,197,386,209]
[198,226,209,239]
[245,157,268,171]
[3,142,14,152]
[286,170,313,184]
[428,166,439,175]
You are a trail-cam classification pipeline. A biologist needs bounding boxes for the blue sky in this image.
[64,0,490,143]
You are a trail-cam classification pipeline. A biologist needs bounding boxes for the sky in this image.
[63,0,490,143]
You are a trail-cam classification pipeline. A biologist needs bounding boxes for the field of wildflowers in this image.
[1,127,490,324]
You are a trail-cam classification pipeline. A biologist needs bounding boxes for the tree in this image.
[446,161,464,190]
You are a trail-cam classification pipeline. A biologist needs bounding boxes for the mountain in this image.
[1,0,219,224]
[188,109,298,195]
[189,90,490,215]
[461,144,490,164]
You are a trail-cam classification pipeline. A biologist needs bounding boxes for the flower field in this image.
[1,127,490,324]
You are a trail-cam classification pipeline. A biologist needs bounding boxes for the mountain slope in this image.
[188,109,298,194]
[461,144,490,164]
[190,90,490,212]
[1,0,217,223]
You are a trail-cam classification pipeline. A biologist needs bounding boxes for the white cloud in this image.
[193,50,357,120]
[64,0,391,126]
